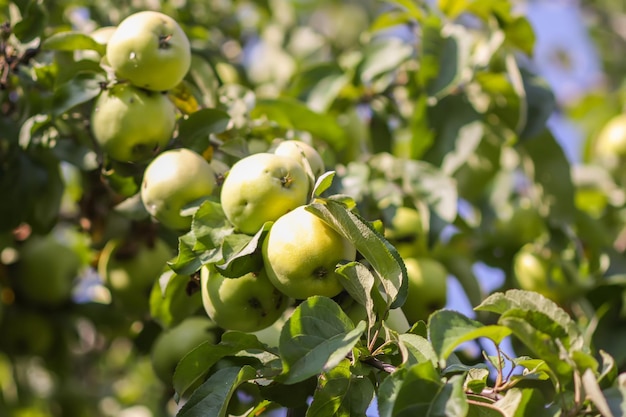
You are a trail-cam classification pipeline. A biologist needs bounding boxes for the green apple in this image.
[401,257,448,324]
[17,235,81,306]
[78,26,117,62]
[151,316,217,385]
[91,83,176,162]
[200,265,289,332]
[490,202,547,250]
[220,153,310,235]
[384,206,423,241]
[512,244,569,303]
[141,148,217,230]
[98,238,174,308]
[106,11,191,92]
[594,114,626,178]
[262,206,356,299]
[273,140,325,181]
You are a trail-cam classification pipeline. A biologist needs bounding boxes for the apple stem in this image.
[158,34,173,49]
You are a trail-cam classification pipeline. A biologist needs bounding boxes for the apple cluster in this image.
[90,11,191,163]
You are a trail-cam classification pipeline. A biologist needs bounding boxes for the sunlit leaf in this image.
[278,296,365,384]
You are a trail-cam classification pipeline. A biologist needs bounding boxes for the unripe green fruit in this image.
[200,265,289,333]
[401,257,448,324]
[220,153,310,235]
[141,148,217,230]
[512,245,568,303]
[594,114,626,175]
[262,206,356,300]
[106,11,191,92]
[384,206,423,241]
[98,237,173,292]
[17,236,81,306]
[273,140,325,180]
[91,84,176,162]
[151,316,217,385]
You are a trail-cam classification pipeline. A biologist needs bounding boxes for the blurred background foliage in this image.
[0,0,626,416]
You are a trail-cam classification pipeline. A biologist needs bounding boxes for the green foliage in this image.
[1,0,626,416]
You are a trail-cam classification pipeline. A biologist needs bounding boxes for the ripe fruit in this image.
[401,257,448,324]
[200,265,289,333]
[91,83,176,162]
[98,237,173,293]
[16,235,81,306]
[141,148,217,230]
[262,206,356,299]
[273,140,325,181]
[151,316,217,385]
[220,153,310,235]
[106,11,191,92]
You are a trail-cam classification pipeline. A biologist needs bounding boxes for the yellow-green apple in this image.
[262,206,356,299]
[200,264,289,332]
[16,236,81,306]
[401,257,448,324]
[106,11,191,92]
[512,244,569,303]
[220,153,309,235]
[150,315,217,385]
[141,148,217,230]
[273,139,325,181]
[90,83,176,162]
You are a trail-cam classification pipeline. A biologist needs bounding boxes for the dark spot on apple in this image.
[248,297,266,316]
[313,267,328,280]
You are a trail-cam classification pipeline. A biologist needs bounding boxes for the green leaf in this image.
[378,361,443,417]
[357,37,413,90]
[149,270,202,329]
[312,171,336,197]
[42,31,107,54]
[306,200,408,309]
[177,108,231,152]
[191,200,234,251]
[336,261,378,329]
[475,290,583,350]
[278,296,366,384]
[604,374,626,417]
[307,359,375,417]
[397,333,438,368]
[430,374,469,417]
[518,131,575,224]
[175,365,257,417]
[519,74,556,141]
[173,331,269,399]
[428,310,512,364]
[12,0,47,43]
[251,98,348,150]
[215,225,268,278]
[52,71,106,117]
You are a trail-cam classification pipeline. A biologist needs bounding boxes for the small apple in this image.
[98,236,173,315]
[220,153,310,235]
[384,206,423,241]
[141,148,217,230]
[151,315,217,385]
[106,11,191,92]
[16,235,81,306]
[90,83,176,162]
[594,114,626,171]
[512,244,569,303]
[401,257,448,324]
[273,140,325,181]
[200,264,289,333]
[262,206,356,300]
[77,26,117,62]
